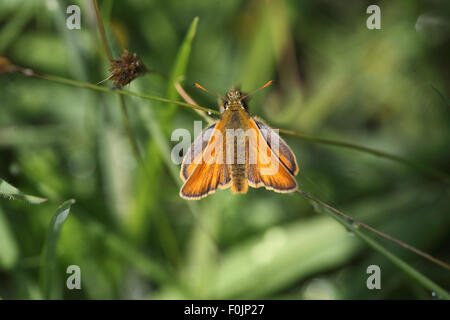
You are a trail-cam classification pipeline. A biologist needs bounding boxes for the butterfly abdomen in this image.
[231,164,247,193]
[230,134,248,194]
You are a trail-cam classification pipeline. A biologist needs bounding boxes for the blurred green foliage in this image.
[0,0,449,299]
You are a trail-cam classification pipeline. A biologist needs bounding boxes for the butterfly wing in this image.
[180,121,231,199]
[247,118,298,192]
[180,122,216,182]
[253,118,299,176]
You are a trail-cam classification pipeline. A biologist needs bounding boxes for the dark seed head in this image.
[107,49,147,88]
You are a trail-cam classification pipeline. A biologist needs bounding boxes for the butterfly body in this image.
[223,105,251,194]
[180,84,299,200]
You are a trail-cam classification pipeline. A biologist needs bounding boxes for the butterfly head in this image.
[226,88,242,102]
[223,87,247,111]
[193,81,273,113]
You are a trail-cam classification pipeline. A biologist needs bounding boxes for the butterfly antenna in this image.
[193,83,224,100]
[240,80,273,100]
[240,80,273,101]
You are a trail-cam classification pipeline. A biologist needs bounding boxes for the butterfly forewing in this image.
[180,122,216,182]
[179,84,299,200]
[180,121,231,199]
[247,118,298,192]
[253,119,299,176]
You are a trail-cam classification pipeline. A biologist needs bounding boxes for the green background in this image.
[0,0,449,299]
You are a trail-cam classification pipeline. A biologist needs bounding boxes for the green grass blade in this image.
[77,212,172,285]
[0,178,47,204]
[0,206,19,270]
[300,192,450,299]
[21,70,449,184]
[279,129,450,184]
[40,199,76,299]
[31,72,219,115]
[431,84,450,108]
[0,1,34,52]
[163,16,199,125]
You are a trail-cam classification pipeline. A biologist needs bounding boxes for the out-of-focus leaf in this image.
[40,199,75,299]
[162,16,199,126]
[302,192,450,300]
[0,178,47,204]
[208,216,361,299]
[0,206,19,270]
[0,0,34,52]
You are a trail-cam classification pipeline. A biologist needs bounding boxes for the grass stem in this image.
[297,189,450,298]
[93,0,142,163]
[16,68,449,185]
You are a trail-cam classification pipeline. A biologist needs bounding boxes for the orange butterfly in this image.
[180,81,299,200]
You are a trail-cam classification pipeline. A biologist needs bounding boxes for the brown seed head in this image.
[107,49,147,88]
